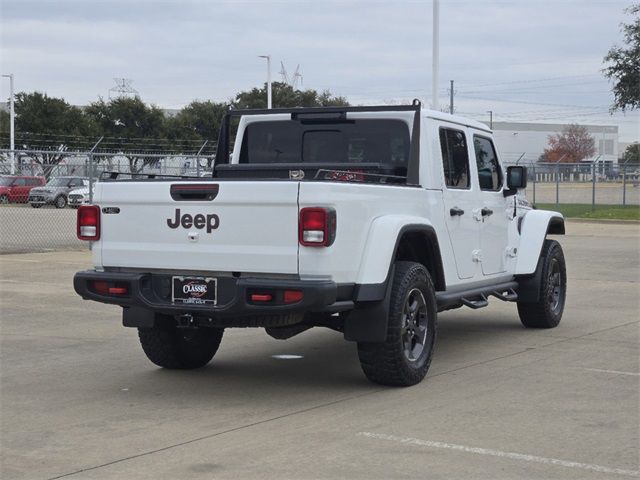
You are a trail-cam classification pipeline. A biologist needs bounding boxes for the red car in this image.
[0,175,46,203]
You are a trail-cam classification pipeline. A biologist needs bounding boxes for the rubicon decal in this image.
[167,209,220,233]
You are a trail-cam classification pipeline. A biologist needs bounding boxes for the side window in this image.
[439,128,470,189]
[14,179,26,186]
[473,136,503,191]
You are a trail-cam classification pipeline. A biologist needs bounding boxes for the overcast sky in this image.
[1,0,638,141]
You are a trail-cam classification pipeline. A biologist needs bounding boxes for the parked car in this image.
[28,176,89,208]
[0,175,46,203]
[68,185,92,208]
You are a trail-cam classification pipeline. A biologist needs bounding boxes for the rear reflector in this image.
[284,290,304,304]
[251,293,273,302]
[89,281,129,296]
[299,207,336,247]
[108,287,128,295]
[77,205,100,241]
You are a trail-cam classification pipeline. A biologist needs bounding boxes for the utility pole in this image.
[487,110,493,129]
[449,80,454,114]
[258,55,272,109]
[432,0,439,111]
[2,74,15,174]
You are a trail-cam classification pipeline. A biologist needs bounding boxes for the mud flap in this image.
[343,266,395,342]
[516,254,545,302]
[122,306,156,328]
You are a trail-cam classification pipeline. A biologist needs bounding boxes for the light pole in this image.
[2,73,15,174]
[432,0,439,111]
[258,55,272,109]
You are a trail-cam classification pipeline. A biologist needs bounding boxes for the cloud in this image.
[0,0,637,140]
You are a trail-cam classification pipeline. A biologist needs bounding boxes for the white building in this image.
[487,121,618,165]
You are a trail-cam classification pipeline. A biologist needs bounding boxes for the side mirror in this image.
[507,166,527,189]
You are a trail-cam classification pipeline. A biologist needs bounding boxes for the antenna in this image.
[109,78,139,99]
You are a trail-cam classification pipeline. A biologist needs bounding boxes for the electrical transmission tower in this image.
[109,78,139,99]
[278,62,303,89]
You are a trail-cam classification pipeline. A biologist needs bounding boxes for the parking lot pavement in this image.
[1,221,638,480]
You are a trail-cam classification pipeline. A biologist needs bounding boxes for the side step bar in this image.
[436,281,519,312]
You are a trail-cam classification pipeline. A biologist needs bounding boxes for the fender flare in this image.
[515,209,565,275]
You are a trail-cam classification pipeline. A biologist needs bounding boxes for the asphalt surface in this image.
[0,221,638,479]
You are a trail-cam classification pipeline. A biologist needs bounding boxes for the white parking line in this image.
[357,432,640,477]
[583,368,640,377]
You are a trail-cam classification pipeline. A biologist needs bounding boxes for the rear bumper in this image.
[73,270,338,318]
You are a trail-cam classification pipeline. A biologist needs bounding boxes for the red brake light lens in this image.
[299,207,336,247]
[77,205,100,241]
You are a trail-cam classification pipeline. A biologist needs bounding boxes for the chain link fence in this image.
[504,161,640,207]
[0,148,215,253]
[1,147,638,254]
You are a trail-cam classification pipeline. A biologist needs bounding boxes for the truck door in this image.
[439,127,480,279]
[472,134,509,275]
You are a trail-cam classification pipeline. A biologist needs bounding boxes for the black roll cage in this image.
[214,104,422,185]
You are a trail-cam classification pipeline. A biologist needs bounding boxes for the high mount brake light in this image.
[299,207,336,247]
[77,205,100,241]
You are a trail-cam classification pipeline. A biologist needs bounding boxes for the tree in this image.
[622,143,640,164]
[603,4,640,112]
[543,124,596,163]
[167,100,227,146]
[85,97,169,173]
[0,109,9,134]
[232,82,349,109]
[8,92,97,178]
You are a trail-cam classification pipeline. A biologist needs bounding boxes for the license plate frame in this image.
[171,276,217,305]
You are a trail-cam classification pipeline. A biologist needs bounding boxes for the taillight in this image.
[299,207,336,247]
[77,205,100,241]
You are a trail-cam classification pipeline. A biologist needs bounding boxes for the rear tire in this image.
[138,325,224,369]
[30,203,41,208]
[357,261,437,387]
[517,239,566,328]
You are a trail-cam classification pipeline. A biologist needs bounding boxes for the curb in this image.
[565,218,640,225]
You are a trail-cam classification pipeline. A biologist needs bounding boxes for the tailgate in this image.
[95,181,300,274]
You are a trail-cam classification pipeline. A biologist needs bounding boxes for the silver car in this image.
[28,176,89,209]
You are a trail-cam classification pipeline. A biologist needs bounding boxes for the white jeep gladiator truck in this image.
[74,104,566,386]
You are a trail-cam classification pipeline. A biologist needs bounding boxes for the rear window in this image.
[238,119,410,169]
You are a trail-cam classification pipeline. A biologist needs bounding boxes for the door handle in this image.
[450,207,465,216]
[481,207,493,217]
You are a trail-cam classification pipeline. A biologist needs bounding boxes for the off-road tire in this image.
[138,325,224,369]
[0,195,8,204]
[54,195,67,209]
[357,261,437,387]
[517,239,566,328]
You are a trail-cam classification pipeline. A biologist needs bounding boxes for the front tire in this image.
[138,325,224,369]
[54,195,67,209]
[517,239,567,328]
[30,203,41,208]
[357,261,437,387]
[0,195,8,204]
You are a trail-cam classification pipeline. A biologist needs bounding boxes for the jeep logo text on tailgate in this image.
[167,209,219,233]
